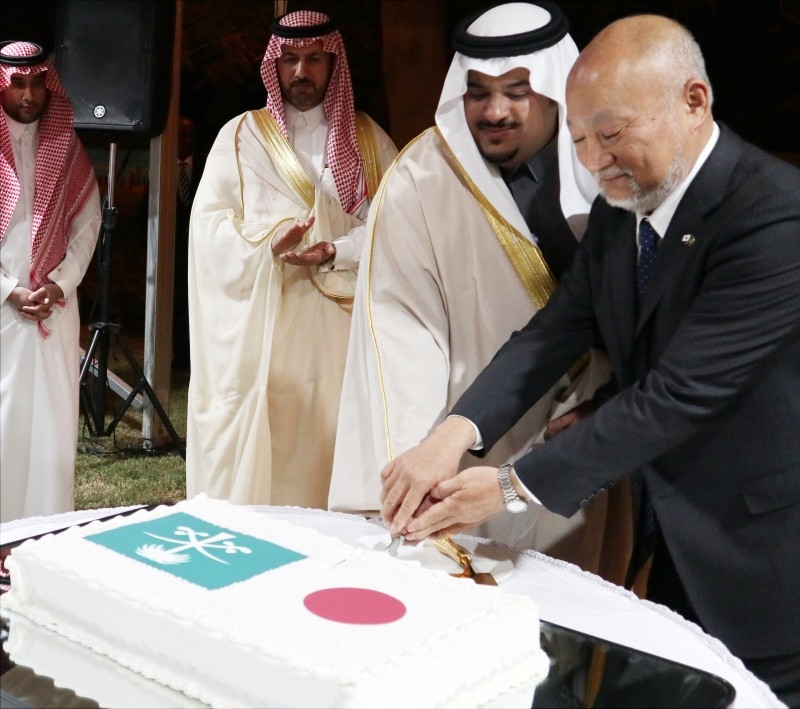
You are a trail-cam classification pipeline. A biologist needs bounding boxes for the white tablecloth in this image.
[0,505,784,708]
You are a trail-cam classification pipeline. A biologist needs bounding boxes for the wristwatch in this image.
[497,463,528,514]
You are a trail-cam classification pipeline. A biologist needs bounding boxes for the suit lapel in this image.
[635,124,742,334]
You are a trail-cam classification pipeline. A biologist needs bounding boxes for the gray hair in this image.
[666,23,714,106]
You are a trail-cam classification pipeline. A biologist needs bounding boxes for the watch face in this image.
[506,499,528,514]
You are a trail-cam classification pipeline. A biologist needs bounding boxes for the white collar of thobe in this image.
[637,122,720,238]
[4,111,39,141]
[284,103,326,136]
[284,102,330,185]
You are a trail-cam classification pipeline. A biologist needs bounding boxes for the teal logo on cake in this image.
[86,512,306,589]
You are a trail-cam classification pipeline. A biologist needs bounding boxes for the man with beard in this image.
[0,41,101,522]
[186,11,397,508]
[330,1,631,584]
[380,14,800,706]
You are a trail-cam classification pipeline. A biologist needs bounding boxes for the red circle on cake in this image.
[303,587,406,624]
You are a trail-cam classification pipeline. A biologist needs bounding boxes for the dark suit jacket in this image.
[452,124,800,659]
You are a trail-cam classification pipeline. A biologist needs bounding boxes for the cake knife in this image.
[385,534,405,556]
[433,537,498,586]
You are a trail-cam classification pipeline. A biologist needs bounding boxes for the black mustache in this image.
[290,79,315,88]
[477,120,518,130]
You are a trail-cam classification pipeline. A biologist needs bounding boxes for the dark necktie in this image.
[178,160,191,206]
[636,219,660,304]
[633,219,660,572]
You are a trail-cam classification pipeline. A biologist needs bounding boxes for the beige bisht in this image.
[330,128,632,582]
[186,108,395,508]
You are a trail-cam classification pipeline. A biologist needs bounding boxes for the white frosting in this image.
[1,496,548,708]
[3,611,205,708]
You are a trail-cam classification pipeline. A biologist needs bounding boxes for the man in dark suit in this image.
[380,14,800,706]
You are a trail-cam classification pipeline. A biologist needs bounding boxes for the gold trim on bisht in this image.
[355,111,381,200]
[435,127,556,310]
[361,132,412,461]
[251,108,315,210]
[436,128,589,379]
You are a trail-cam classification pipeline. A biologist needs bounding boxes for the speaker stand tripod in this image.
[79,142,185,458]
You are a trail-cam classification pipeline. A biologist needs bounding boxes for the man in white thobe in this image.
[1,41,101,523]
[330,2,632,582]
[186,11,397,508]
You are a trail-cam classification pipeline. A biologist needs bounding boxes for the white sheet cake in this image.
[1,496,548,708]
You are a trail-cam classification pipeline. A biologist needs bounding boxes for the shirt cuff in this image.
[1,270,18,304]
[320,236,357,272]
[445,414,542,506]
[510,466,541,506]
[447,414,483,450]
[47,261,80,298]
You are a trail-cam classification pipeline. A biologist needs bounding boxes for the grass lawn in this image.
[74,194,188,511]
[76,348,188,511]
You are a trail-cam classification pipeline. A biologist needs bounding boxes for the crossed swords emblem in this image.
[136,525,252,565]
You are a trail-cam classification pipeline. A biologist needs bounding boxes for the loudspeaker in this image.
[55,0,175,137]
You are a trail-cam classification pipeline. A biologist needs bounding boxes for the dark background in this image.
[5,0,800,157]
[3,0,799,331]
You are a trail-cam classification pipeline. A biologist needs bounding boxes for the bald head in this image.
[573,15,712,108]
[566,15,714,213]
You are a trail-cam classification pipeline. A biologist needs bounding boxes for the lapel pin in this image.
[681,234,696,246]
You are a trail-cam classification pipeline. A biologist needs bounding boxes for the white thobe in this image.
[0,115,101,523]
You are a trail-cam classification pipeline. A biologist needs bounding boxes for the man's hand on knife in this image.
[379,416,476,537]
[402,466,506,541]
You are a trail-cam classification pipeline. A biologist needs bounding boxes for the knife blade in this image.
[385,535,405,556]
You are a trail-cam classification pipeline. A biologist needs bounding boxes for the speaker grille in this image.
[55,0,174,137]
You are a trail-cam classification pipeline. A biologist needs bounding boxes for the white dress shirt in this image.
[636,123,720,244]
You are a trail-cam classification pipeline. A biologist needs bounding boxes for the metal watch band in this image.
[498,463,528,513]
[498,463,519,504]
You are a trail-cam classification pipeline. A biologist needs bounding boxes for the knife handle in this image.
[432,537,474,578]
